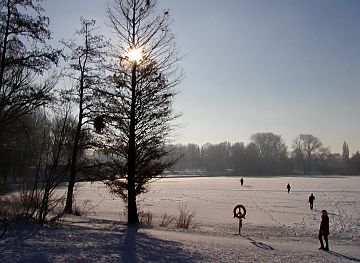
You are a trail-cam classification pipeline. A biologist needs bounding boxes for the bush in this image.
[159,213,174,227]
[0,194,26,219]
[72,199,95,217]
[176,203,194,229]
[20,191,41,212]
[138,210,153,225]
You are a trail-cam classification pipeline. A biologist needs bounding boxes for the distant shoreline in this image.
[162,174,359,179]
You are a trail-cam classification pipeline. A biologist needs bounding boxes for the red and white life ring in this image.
[233,205,246,219]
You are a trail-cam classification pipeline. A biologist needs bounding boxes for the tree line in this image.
[168,134,360,175]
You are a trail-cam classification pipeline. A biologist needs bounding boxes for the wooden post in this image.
[238,218,242,235]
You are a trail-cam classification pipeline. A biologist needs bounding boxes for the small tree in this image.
[62,18,108,214]
[100,0,182,224]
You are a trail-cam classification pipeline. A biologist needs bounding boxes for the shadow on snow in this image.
[0,218,203,263]
[328,251,360,262]
[242,235,275,250]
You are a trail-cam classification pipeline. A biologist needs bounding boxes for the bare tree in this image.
[0,0,60,133]
[99,0,182,224]
[251,132,288,174]
[200,142,231,171]
[36,108,75,225]
[61,18,108,214]
[0,106,74,223]
[292,134,324,174]
[21,107,74,224]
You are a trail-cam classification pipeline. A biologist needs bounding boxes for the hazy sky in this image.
[43,0,360,154]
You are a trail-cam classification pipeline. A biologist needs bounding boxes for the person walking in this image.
[309,193,315,210]
[318,210,329,251]
[286,183,291,193]
[240,178,244,186]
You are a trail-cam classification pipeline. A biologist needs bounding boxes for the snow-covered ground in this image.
[1,176,360,262]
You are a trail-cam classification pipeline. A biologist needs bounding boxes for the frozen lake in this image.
[2,176,360,263]
[73,176,360,239]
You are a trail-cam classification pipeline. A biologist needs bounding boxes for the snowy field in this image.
[1,176,360,262]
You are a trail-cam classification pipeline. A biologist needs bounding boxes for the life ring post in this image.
[239,218,242,235]
[233,204,246,235]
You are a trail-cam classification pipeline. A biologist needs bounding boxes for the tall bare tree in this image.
[251,132,288,174]
[61,18,107,214]
[0,0,59,140]
[100,0,182,224]
[292,134,324,174]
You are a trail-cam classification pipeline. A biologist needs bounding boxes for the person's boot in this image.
[324,237,329,251]
[318,237,324,250]
[324,242,329,251]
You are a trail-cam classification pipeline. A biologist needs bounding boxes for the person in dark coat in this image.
[309,193,315,210]
[286,183,291,193]
[318,209,329,251]
[240,178,244,186]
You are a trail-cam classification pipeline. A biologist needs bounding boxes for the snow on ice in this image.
[0,176,359,262]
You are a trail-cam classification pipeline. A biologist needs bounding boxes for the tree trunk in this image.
[64,74,85,214]
[127,178,138,224]
[64,127,80,214]
[0,0,11,91]
[127,63,139,224]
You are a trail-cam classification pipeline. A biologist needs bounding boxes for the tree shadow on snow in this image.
[121,224,202,263]
[0,218,203,263]
[327,251,360,262]
[0,219,41,246]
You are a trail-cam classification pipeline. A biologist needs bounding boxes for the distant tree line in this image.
[167,133,360,176]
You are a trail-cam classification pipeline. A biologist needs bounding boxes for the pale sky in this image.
[43,0,360,154]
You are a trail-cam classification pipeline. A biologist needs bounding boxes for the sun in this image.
[127,47,143,63]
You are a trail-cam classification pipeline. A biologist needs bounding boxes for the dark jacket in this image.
[309,195,315,203]
[319,215,329,235]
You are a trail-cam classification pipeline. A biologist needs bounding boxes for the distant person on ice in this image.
[309,193,315,210]
[318,210,329,251]
[240,178,244,186]
[286,183,291,193]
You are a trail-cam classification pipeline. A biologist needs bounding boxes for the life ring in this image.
[233,205,246,219]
